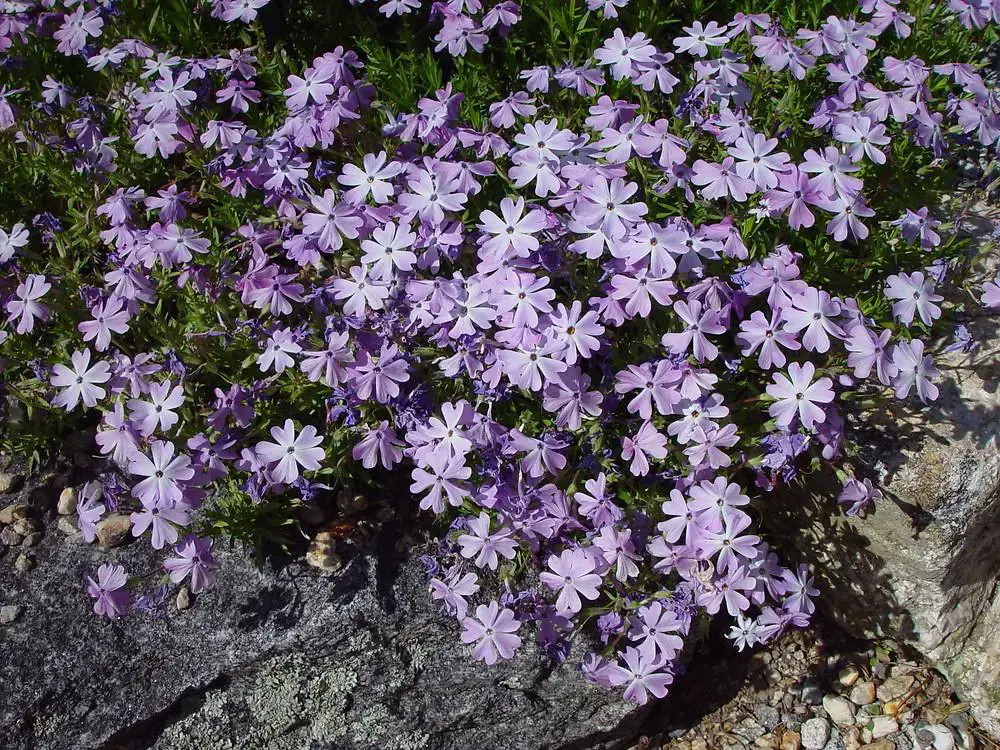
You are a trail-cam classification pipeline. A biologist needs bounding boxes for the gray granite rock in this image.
[0,513,640,750]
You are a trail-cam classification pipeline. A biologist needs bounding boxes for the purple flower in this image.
[338,151,402,205]
[76,482,106,544]
[86,563,129,619]
[673,21,728,57]
[764,167,825,230]
[691,157,756,202]
[781,288,844,353]
[607,641,673,705]
[573,473,623,528]
[834,116,890,164]
[736,310,800,369]
[662,300,726,362]
[846,326,897,385]
[429,565,480,619]
[128,379,184,437]
[164,535,219,594]
[411,455,471,514]
[593,525,641,582]
[837,477,883,516]
[255,419,325,485]
[460,601,523,665]
[539,548,603,614]
[629,601,684,659]
[982,277,1000,309]
[891,339,940,403]
[51,349,112,411]
[885,272,943,327]
[130,495,191,550]
[5,274,51,334]
[456,512,518,571]
[766,362,836,430]
[575,176,648,240]
[622,420,668,477]
[728,133,791,190]
[352,420,404,469]
[699,513,761,572]
[129,440,195,506]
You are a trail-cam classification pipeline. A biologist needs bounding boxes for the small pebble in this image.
[176,586,192,611]
[850,682,877,706]
[824,695,857,726]
[860,741,893,750]
[801,717,830,749]
[12,517,39,536]
[780,730,801,750]
[0,503,28,525]
[96,514,132,548]
[0,526,23,546]
[0,604,23,624]
[305,529,342,572]
[737,718,766,742]
[57,486,78,515]
[877,675,914,703]
[870,716,899,739]
[0,472,24,495]
[839,666,861,688]
[756,736,780,750]
[916,725,955,750]
[14,553,35,572]
[57,517,79,535]
[801,680,824,706]
[755,706,781,731]
[21,531,42,548]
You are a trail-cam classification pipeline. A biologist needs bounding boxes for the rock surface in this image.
[770,236,1000,737]
[0,509,639,750]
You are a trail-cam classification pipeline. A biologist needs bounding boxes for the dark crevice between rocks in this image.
[97,674,232,750]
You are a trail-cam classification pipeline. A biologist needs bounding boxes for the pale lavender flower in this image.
[607,641,673,705]
[163,535,219,593]
[890,339,939,403]
[86,563,129,619]
[460,601,523,665]
[539,548,603,614]
[457,512,518,571]
[766,362,835,430]
[51,349,111,411]
[885,271,943,326]
[255,419,326,484]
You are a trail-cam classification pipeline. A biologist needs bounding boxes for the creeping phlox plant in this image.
[1,0,999,704]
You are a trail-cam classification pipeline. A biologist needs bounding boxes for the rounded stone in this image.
[849,681,876,706]
[0,472,24,495]
[96,514,132,548]
[176,586,192,611]
[801,717,830,750]
[57,487,79,516]
[0,604,23,624]
[823,694,857,726]
[869,716,899,739]
[12,518,39,537]
[0,503,28,525]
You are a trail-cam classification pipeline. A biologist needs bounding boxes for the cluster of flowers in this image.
[1,0,998,705]
[207,0,522,57]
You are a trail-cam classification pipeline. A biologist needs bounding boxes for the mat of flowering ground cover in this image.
[0,0,999,708]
